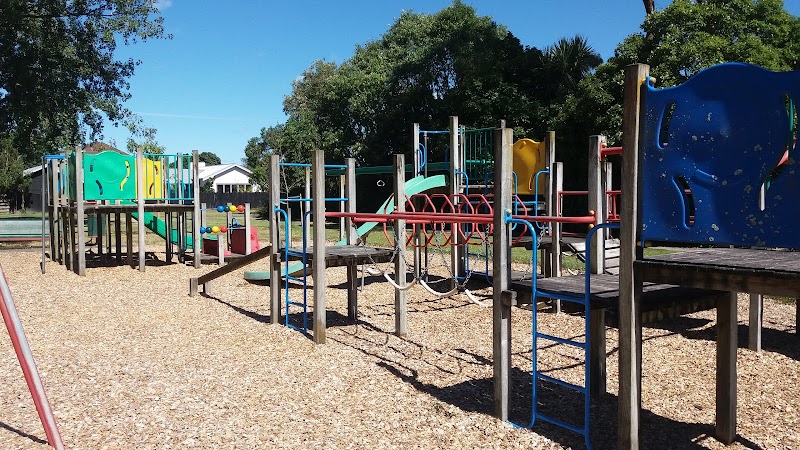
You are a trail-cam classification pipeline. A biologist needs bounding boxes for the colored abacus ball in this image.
[216,205,225,212]
[220,226,228,233]
[229,205,237,212]
[237,204,245,213]
[199,226,207,234]
[211,226,220,233]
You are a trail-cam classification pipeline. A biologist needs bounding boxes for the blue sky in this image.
[102,0,800,164]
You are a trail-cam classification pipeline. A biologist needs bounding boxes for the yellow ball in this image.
[229,205,237,212]
[211,226,220,233]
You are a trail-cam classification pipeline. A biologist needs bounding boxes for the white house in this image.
[198,163,260,193]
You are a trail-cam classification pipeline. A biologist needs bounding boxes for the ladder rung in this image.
[535,412,586,435]
[536,332,587,349]
[537,372,586,394]
[287,301,305,307]
[285,275,305,282]
[536,290,588,306]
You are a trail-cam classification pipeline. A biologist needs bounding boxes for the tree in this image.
[0,135,26,200]
[199,151,222,165]
[0,0,170,165]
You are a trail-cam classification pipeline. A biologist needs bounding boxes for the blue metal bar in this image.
[537,372,587,393]
[536,332,587,349]
[535,412,586,436]
[280,162,311,167]
[534,290,588,306]
[419,130,449,134]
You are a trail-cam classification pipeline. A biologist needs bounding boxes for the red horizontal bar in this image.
[600,146,622,157]
[559,191,588,196]
[326,211,596,225]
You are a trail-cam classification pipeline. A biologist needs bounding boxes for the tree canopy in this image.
[199,151,222,165]
[0,0,170,164]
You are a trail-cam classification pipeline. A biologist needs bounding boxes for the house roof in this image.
[198,164,253,181]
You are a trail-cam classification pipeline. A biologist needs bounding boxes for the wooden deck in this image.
[281,245,394,267]
[638,247,800,298]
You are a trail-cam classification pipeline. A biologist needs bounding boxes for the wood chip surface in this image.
[0,249,798,449]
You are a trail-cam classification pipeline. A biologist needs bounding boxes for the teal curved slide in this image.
[243,174,446,282]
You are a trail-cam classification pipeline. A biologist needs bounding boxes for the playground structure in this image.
[40,145,262,276]
[613,62,800,449]
[41,146,202,275]
[184,101,800,448]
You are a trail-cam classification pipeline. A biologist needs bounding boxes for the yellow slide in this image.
[512,138,547,195]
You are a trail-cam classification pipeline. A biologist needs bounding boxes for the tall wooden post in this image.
[550,162,563,313]
[192,150,201,268]
[312,150,327,344]
[75,146,86,276]
[748,294,763,351]
[449,116,464,286]
[244,203,252,255]
[493,121,513,420]
[394,154,407,336]
[588,135,606,275]
[542,131,556,277]
[303,167,311,245]
[136,147,146,272]
[412,123,422,279]
[346,158,357,245]
[268,155,281,325]
[618,63,649,450]
[716,292,738,444]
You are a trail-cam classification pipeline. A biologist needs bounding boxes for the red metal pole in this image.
[0,265,64,450]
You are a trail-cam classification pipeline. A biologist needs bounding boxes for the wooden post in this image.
[49,160,60,264]
[394,154,407,336]
[244,203,252,255]
[588,135,606,275]
[136,147,146,272]
[165,211,173,263]
[346,158,357,245]
[312,150,327,344]
[796,299,799,336]
[618,63,649,450]
[493,121,513,420]
[126,212,133,268]
[75,146,86,276]
[449,115,464,287]
[716,292,738,444]
[268,155,281,325]
[748,294,762,351]
[192,150,201,268]
[115,211,122,263]
[589,309,607,397]
[542,131,556,277]
[550,162,563,313]
[217,231,225,267]
[412,123,422,279]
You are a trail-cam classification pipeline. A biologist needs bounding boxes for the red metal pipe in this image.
[600,146,623,157]
[0,266,64,450]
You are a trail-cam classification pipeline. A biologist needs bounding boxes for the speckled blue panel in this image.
[641,63,800,247]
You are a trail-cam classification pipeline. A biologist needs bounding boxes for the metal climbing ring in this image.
[376,180,385,187]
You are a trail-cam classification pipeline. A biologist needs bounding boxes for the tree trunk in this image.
[643,0,655,14]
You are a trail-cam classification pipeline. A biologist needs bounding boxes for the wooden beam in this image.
[75,146,86,276]
[268,155,281,325]
[716,292,738,444]
[394,153,407,336]
[618,63,650,450]
[136,147,146,272]
[312,150,327,344]
[449,115,464,286]
[493,121,513,420]
[550,162,563,313]
[192,150,201,268]
[588,135,605,275]
[748,294,762,351]
[412,123,422,279]
[589,309,607,397]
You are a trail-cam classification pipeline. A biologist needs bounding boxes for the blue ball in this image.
[216,205,225,212]
[199,226,207,234]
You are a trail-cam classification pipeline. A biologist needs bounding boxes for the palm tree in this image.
[539,35,603,102]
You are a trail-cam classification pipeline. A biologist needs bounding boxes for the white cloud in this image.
[154,0,173,11]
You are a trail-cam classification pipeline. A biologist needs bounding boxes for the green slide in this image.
[131,211,195,249]
[244,174,447,282]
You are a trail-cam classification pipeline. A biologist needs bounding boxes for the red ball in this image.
[237,204,245,213]
[220,226,228,233]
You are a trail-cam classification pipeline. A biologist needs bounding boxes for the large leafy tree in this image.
[0,0,169,163]
[551,0,800,195]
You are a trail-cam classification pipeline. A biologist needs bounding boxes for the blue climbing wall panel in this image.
[641,63,800,248]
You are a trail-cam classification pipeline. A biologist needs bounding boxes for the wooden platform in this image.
[281,245,394,267]
[639,247,800,298]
